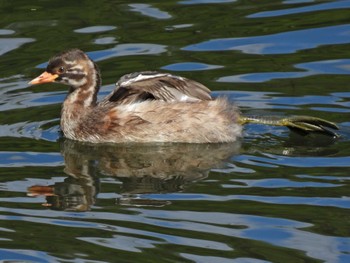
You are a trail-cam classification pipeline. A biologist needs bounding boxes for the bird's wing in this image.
[101,71,212,105]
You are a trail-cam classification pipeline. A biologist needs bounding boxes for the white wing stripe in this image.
[117,73,168,86]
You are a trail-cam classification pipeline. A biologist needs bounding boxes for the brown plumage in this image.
[29,49,241,143]
[28,49,339,143]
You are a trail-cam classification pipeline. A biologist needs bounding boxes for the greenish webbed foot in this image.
[239,115,339,138]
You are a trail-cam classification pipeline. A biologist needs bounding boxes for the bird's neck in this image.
[65,62,101,108]
[61,62,101,137]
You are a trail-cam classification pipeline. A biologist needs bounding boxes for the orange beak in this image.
[28,71,59,85]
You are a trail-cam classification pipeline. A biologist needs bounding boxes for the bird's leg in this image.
[239,115,339,138]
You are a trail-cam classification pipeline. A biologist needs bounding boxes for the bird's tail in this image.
[239,115,339,138]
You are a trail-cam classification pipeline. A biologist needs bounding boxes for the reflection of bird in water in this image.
[29,49,338,144]
[28,139,241,211]
[28,177,97,212]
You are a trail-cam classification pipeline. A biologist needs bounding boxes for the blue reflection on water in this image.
[142,193,350,209]
[235,154,350,168]
[0,152,63,167]
[162,62,223,71]
[129,3,172,19]
[225,178,341,188]
[179,0,236,4]
[250,0,350,18]
[183,24,350,54]
[0,249,55,263]
[218,59,350,83]
[74,25,117,33]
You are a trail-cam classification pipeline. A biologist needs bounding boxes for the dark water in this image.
[1,1,350,262]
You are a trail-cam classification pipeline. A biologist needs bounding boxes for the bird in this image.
[28,49,339,143]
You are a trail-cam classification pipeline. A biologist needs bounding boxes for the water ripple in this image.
[183,24,350,54]
[129,4,172,19]
[225,178,342,188]
[5,205,348,263]
[162,62,223,71]
[1,1,350,262]
[0,249,58,263]
[37,44,167,68]
[0,38,35,56]
[74,25,117,34]
[0,152,63,167]
[0,121,59,141]
[179,0,236,4]
[218,59,350,83]
[249,0,350,18]
[181,254,270,263]
[234,154,350,168]
[142,194,350,209]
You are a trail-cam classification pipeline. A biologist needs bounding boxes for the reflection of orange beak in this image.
[28,71,59,85]
[27,185,55,197]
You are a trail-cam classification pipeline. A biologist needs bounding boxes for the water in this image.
[1,1,350,262]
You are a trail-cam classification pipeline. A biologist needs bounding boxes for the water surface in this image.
[0,1,350,262]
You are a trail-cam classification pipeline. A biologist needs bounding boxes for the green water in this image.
[0,1,350,262]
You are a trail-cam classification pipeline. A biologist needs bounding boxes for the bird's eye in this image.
[58,67,65,73]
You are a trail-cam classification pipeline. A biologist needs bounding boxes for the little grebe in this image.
[29,49,338,143]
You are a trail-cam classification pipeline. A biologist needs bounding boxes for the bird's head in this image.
[29,49,99,89]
